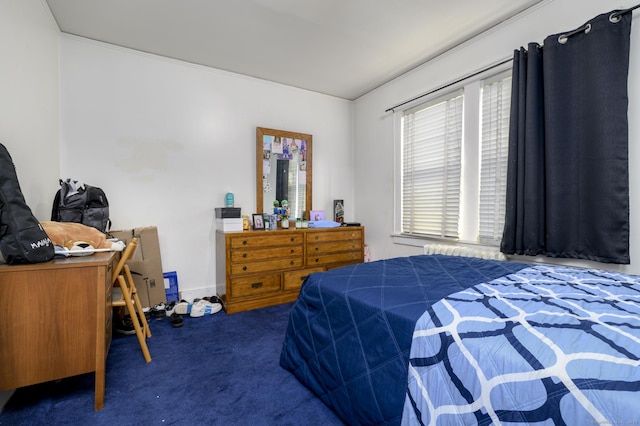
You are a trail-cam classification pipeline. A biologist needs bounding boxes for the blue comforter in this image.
[279,254,529,425]
[403,265,640,425]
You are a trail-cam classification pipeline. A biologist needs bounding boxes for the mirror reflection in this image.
[256,127,312,219]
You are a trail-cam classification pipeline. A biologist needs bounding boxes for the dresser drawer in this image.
[231,257,304,275]
[283,267,325,291]
[230,274,281,298]
[229,233,303,249]
[307,239,363,255]
[231,245,303,263]
[307,229,363,243]
[308,251,363,266]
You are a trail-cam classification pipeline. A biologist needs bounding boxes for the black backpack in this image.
[0,143,55,264]
[51,179,111,233]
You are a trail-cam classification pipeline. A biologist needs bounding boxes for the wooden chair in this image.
[111,237,152,363]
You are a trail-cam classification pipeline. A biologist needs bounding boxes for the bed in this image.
[279,254,531,424]
[279,254,640,425]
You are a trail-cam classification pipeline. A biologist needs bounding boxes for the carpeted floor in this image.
[0,303,344,425]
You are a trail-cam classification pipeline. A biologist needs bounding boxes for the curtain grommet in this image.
[610,12,622,23]
[558,23,591,44]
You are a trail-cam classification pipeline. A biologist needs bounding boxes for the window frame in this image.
[393,63,513,248]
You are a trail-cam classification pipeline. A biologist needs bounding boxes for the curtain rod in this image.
[614,3,640,19]
[385,3,640,113]
[561,4,640,43]
[384,57,512,112]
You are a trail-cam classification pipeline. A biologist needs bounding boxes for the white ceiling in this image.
[45,0,543,100]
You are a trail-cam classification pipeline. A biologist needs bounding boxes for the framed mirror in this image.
[256,127,312,219]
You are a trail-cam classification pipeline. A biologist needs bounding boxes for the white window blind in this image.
[479,74,511,245]
[401,91,463,238]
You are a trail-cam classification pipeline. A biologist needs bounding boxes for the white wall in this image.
[353,0,640,275]
[0,0,60,218]
[59,36,354,297]
[6,0,639,299]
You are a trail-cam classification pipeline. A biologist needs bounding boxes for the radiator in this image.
[423,243,507,261]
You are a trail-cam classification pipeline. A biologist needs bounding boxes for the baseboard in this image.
[178,286,216,302]
[0,389,15,413]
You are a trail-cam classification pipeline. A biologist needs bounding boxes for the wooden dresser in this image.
[216,226,364,313]
[0,251,118,411]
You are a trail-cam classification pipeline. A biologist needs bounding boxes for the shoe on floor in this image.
[165,301,176,317]
[204,295,223,305]
[169,312,184,328]
[151,303,166,319]
[114,315,137,335]
[174,300,192,315]
[190,299,222,317]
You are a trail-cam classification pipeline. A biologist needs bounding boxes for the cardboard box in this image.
[110,226,167,308]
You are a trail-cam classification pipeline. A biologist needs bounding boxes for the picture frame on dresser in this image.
[252,214,264,230]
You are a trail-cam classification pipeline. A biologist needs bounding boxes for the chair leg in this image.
[118,275,152,363]
[125,266,152,339]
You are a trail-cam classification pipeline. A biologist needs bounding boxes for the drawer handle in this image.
[242,253,247,258]
[290,260,295,265]
[242,240,248,245]
[314,258,319,263]
[290,237,295,242]
[315,247,319,252]
[290,249,295,254]
[251,282,263,289]
[315,236,319,240]
[243,266,247,271]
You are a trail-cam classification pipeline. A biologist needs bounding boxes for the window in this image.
[399,69,512,246]
[478,73,512,245]
[401,91,463,238]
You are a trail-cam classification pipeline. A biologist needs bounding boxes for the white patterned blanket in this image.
[402,265,640,425]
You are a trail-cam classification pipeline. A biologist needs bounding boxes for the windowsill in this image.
[391,233,445,248]
[391,233,501,251]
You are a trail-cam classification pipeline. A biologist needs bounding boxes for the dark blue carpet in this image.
[0,303,344,425]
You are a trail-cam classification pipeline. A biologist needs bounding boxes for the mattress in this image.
[279,254,529,425]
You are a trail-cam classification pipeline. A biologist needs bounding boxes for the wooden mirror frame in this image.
[256,127,312,217]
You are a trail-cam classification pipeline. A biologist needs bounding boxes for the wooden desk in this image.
[0,252,118,411]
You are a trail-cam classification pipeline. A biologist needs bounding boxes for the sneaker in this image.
[114,315,136,335]
[169,312,184,328]
[165,301,177,317]
[151,303,166,319]
[190,298,222,317]
[204,295,223,305]
[174,300,192,315]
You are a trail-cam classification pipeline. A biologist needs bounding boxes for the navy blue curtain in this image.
[501,10,632,264]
